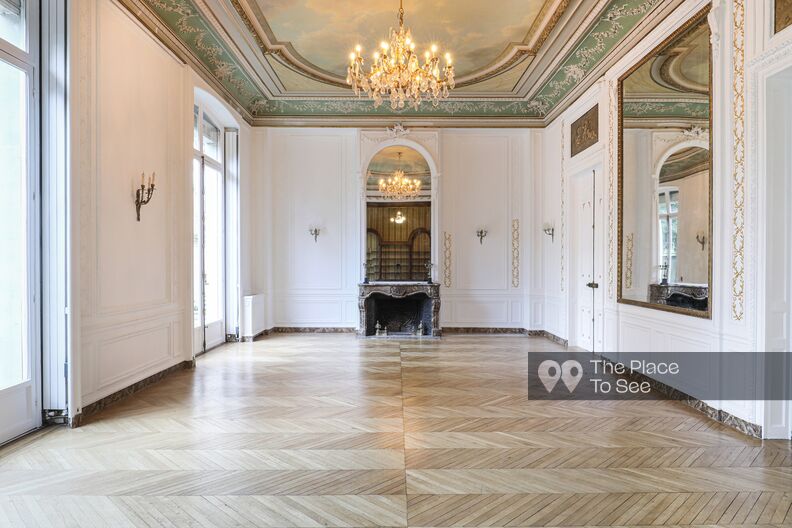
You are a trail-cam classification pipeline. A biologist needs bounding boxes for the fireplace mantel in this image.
[358,282,441,337]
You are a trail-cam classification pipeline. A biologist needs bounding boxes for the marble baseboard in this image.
[443,327,527,335]
[605,357,762,438]
[70,360,194,428]
[527,330,569,347]
[271,327,356,334]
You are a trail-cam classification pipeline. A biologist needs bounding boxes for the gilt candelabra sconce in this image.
[309,227,321,243]
[542,223,555,243]
[476,228,488,245]
[135,172,156,222]
[696,231,707,251]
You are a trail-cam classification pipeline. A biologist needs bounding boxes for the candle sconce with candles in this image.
[135,172,156,222]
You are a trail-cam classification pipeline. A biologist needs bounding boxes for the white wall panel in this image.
[270,130,358,327]
[71,0,193,409]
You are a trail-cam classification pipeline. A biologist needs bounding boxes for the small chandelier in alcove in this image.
[378,152,421,200]
[390,211,406,224]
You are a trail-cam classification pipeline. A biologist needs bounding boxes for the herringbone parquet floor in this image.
[0,334,790,527]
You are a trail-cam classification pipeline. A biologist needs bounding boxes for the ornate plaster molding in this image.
[607,80,616,300]
[560,121,566,292]
[512,219,521,288]
[443,232,452,288]
[731,0,746,321]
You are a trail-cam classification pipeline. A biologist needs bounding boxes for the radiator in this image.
[241,294,267,338]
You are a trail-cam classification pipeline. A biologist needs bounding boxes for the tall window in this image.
[657,188,679,283]
[193,105,225,350]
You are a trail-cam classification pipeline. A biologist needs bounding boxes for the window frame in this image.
[657,187,679,283]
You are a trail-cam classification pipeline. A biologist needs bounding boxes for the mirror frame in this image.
[617,6,713,319]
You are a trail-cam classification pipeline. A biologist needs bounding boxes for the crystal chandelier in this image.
[390,211,406,224]
[379,152,421,200]
[347,0,455,110]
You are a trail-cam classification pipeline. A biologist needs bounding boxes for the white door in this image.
[0,6,41,444]
[572,172,595,351]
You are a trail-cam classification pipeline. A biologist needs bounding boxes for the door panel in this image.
[0,54,40,444]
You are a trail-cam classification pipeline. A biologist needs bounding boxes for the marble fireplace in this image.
[358,282,441,337]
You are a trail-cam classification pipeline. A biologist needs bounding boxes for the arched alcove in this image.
[360,137,440,283]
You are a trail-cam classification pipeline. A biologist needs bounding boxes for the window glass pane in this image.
[658,193,667,215]
[193,106,200,152]
[669,191,679,214]
[0,0,26,51]
[202,116,221,162]
[203,166,224,324]
[193,158,202,328]
[0,58,28,390]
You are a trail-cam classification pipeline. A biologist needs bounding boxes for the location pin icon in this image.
[561,360,583,392]
[537,360,561,393]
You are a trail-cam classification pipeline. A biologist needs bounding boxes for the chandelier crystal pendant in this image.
[347,0,455,110]
[379,152,421,200]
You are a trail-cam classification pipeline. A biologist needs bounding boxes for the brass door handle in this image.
[586,282,599,289]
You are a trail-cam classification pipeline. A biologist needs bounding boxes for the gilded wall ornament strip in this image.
[443,232,452,288]
[731,0,746,321]
[625,233,634,289]
[511,219,520,288]
[608,82,616,299]
[560,122,566,293]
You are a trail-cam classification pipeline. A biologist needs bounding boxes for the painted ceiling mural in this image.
[256,0,547,78]
[135,0,673,123]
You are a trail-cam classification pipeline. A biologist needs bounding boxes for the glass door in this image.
[0,0,41,444]
[193,107,225,354]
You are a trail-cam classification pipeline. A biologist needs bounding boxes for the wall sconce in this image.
[476,228,488,245]
[135,172,156,222]
[696,231,707,251]
[542,222,555,243]
[309,227,321,242]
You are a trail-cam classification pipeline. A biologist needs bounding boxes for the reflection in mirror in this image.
[619,11,711,317]
[365,146,431,282]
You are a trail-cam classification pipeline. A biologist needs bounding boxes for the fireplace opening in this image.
[364,293,433,336]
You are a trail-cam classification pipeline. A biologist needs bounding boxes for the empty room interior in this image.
[1,0,792,526]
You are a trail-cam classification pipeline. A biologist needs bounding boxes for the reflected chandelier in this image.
[379,152,421,200]
[346,0,455,109]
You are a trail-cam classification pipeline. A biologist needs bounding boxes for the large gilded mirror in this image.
[618,9,712,318]
[365,146,432,282]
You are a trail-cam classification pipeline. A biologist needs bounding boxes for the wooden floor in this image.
[0,334,790,527]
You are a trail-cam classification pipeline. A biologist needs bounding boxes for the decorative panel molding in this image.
[571,105,599,157]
